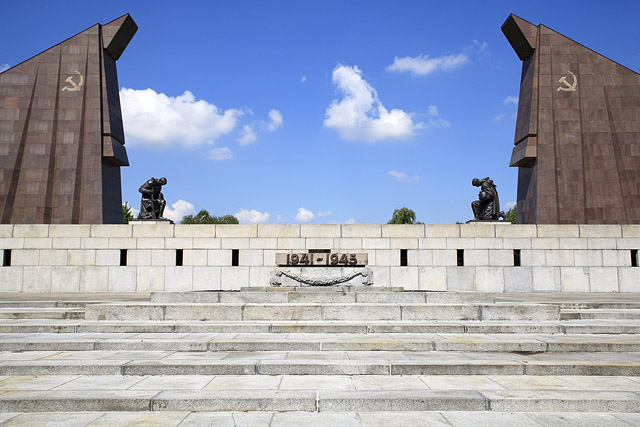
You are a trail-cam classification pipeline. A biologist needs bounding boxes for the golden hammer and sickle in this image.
[61,71,84,92]
[557,70,577,92]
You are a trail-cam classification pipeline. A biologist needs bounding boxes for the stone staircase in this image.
[0,288,639,425]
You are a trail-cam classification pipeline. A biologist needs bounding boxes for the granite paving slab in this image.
[419,375,506,391]
[129,375,216,390]
[52,375,146,391]
[316,390,486,411]
[83,411,189,427]
[151,390,318,412]
[440,411,553,427]
[350,375,429,391]
[202,376,282,390]
[0,411,637,427]
[270,412,363,427]
[0,390,159,412]
[483,389,640,412]
[0,375,81,391]
[0,412,104,427]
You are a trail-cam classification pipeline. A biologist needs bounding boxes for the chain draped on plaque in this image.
[270,268,372,287]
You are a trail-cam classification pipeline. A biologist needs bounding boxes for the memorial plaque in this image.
[276,253,368,267]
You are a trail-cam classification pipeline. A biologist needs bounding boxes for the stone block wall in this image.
[1,223,639,293]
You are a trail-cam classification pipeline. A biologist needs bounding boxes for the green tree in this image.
[122,202,134,224]
[181,209,239,224]
[387,207,422,224]
[506,206,516,224]
[215,215,240,224]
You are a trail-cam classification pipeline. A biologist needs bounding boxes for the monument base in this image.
[465,219,509,224]
[129,218,175,225]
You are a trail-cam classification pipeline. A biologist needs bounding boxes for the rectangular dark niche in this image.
[513,249,521,266]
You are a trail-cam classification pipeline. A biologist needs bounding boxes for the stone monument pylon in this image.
[503,14,640,224]
[0,14,137,224]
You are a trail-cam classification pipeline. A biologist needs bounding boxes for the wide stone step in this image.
[151,291,498,304]
[562,309,640,320]
[1,352,639,376]
[85,303,560,321]
[2,319,640,334]
[0,388,638,413]
[0,411,637,426]
[0,308,84,320]
[1,333,639,352]
[240,286,407,293]
[557,303,640,310]
[0,301,90,308]
[156,290,640,306]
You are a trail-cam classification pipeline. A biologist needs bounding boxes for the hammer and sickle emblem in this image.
[61,71,84,92]
[557,70,577,92]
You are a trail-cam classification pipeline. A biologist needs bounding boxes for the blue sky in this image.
[2,1,639,224]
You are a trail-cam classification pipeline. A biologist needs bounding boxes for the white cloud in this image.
[324,65,423,142]
[0,64,9,73]
[386,53,468,77]
[208,147,233,160]
[426,105,450,128]
[163,199,196,223]
[386,41,488,77]
[492,114,506,123]
[300,76,307,83]
[317,210,333,217]
[120,88,242,150]
[389,170,419,183]
[295,207,315,223]
[504,96,519,105]
[237,125,257,145]
[276,214,286,223]
[235,208,271,224]
[473,40,489,53]
[504,200,516,210]
[345,218,356,224]
[492,112,517,124]
[267,109,283,131]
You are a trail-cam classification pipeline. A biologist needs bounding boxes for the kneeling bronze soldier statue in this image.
[471,177,505,221]
[138,177,168,220]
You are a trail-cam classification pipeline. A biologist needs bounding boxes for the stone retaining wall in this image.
[1,223,639,293]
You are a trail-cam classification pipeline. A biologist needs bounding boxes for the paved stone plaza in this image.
[0,289,639,425]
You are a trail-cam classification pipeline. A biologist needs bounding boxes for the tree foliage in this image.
[181,209,239,224]
[387,207,422,224]
[122,202,134,224]
[506,206,516,224]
